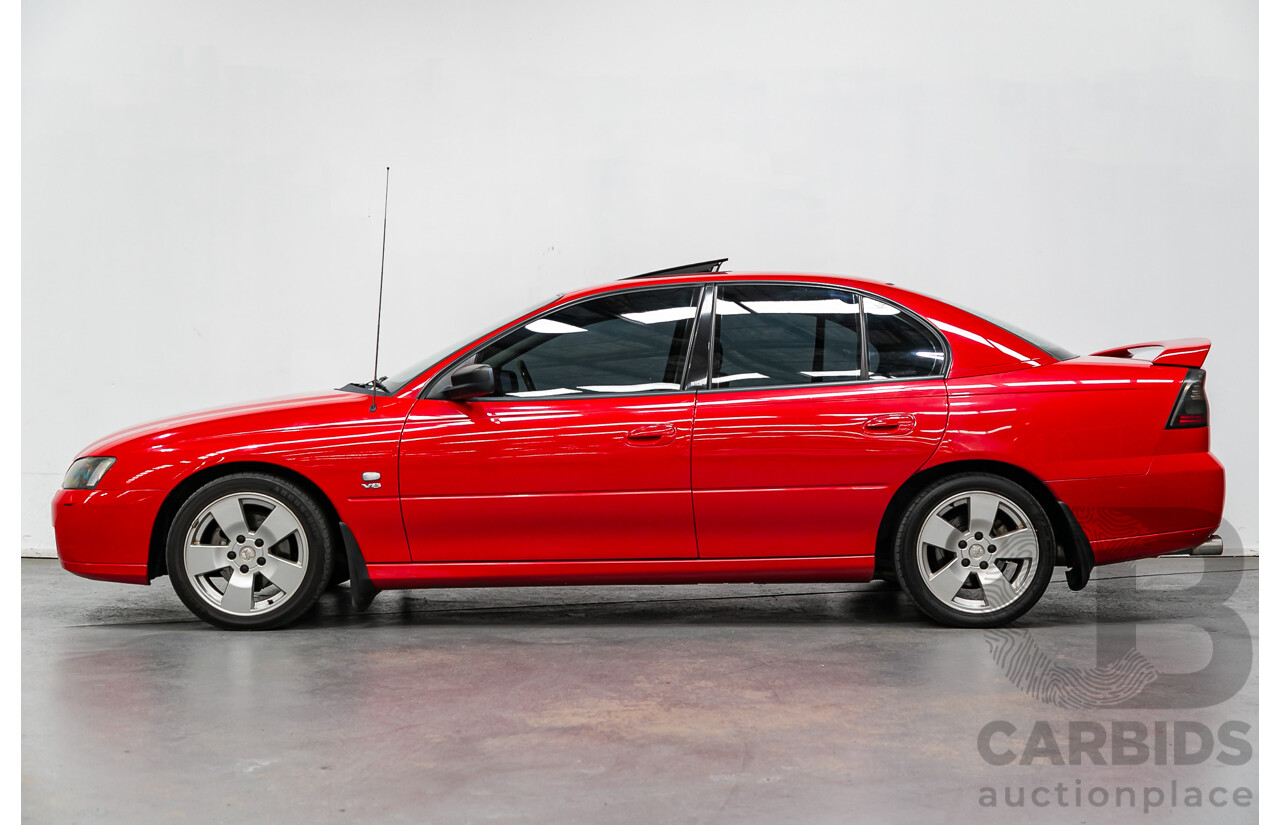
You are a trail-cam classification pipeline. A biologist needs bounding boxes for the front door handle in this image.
[625,424,678,445]
[862,413,916,435]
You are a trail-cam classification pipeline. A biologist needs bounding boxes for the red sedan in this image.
[53,261,1224,629]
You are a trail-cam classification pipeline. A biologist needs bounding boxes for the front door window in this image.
[468,286,701,397]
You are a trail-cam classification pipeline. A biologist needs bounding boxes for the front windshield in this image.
[380,297,556,393]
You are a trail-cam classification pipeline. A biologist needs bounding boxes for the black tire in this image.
[893,472,1055,628]
[166,473,335,630]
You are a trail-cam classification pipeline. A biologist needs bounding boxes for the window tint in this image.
[468,286,700,397]
[864,297,946,379]
[709,285,863,388]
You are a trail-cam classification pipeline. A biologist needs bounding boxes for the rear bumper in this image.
[1049,451,1224,566]
[52,488,166,585]
[1091,527,1220,564]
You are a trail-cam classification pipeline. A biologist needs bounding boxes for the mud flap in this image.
[339,522,379,611]
[1058,502,1095,591]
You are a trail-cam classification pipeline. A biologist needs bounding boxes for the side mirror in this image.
[444,364,497,401]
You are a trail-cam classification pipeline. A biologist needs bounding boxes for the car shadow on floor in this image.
[70,580,926,630]
[296,581,930,629]
[291,572,1247,631]
[67,567,1254,632]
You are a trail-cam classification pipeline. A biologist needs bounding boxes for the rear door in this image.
[690,283,949,558]
[399,284,704,563]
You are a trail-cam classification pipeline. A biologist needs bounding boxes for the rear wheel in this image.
[166,473,334,630]
[894,473,1054,627]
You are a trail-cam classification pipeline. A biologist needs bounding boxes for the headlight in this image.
[62,457,116,490]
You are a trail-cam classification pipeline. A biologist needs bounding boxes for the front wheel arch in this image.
[874,459,1084,582]
[148,461,343,581]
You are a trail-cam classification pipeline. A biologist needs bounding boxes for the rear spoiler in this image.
[1091,337,1211,368]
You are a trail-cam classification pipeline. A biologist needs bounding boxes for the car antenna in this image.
[369,166,391,412]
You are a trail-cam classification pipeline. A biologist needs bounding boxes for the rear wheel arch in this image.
[873,459,1082,581]
[148,461,342,581]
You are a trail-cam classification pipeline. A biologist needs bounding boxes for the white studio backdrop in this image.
[22,0,1258,556]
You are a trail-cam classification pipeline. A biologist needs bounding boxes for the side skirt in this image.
[365,555,876,590]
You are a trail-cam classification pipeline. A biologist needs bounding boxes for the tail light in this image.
[1166,368,1208,429]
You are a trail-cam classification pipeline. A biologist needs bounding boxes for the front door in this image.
[690,283,949,558]
[399,284,704,563]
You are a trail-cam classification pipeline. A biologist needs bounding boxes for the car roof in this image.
[563,269,891,298]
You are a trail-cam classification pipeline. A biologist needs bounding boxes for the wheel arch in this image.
[873,459,1087,581]
[147,461,342,580]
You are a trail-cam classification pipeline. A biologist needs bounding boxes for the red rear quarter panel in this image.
[933,357,1223,562]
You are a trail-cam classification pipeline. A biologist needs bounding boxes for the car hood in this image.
[77,390,368,457]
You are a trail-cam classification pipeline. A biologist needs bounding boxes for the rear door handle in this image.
[862,414,916,434]
[626,424,678,445]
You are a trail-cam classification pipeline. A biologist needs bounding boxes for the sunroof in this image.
[623,258,728,279]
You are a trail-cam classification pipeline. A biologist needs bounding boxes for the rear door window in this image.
[709,284,864,388]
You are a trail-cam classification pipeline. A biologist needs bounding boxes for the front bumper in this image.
[52,488,167,585]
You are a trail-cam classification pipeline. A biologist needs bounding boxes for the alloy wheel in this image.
[183,492,310,617]
[914,490,1039,614]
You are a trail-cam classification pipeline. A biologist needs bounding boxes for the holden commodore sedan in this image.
[53,260,1224,629]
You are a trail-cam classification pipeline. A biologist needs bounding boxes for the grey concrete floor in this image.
[23,557,1257,824]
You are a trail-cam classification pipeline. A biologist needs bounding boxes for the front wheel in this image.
[166,473,334,630]
[893,473,1055,627]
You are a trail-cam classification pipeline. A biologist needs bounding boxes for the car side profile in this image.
[53,260,1225,629]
